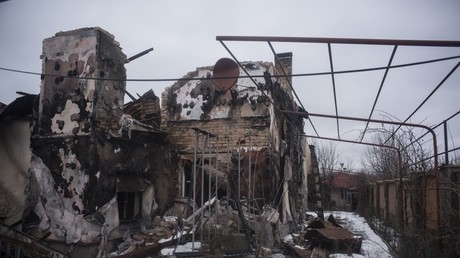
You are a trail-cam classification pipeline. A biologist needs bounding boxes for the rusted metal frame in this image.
[383,61,460,146]
[327,43,341,139]
[360,45,398,142]
[267,42,320,137]
[401,110,460,154]
[216,36,460,47]
[306,134,401,166]
[406,146,460,168]
[283,110,441,232]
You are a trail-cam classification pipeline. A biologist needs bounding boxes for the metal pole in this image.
[444,121,449,165]
[200,134,207,246]
[127,47,154,62]
[248,137,252,217]
[215,137,219,231]
[238,138,241,233]
[192,129,199,251]
[208,137,212,242]
[226,137,230,216]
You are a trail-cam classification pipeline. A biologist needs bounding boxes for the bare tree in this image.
[362,124,433,180]
[315,140,340,176]
[311,140,341,210]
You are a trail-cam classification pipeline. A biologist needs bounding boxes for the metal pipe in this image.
[215,137,219,231]
[127,47,154,62]
[226,137,230,214]
[200,134,207,246]
[216,36,460,47]
[327,43,340,139]
[237,138,241,233]
[360,45,398,142]
[208,137,212,243]
[248,137,252,216]
[383,61,460,146]
[444,121,449,165]
[402,110,460,152]
[191,129,199,251]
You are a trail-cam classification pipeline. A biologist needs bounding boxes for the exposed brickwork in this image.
[164,118,271,153]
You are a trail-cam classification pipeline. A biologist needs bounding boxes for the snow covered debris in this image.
[325,211,393,258]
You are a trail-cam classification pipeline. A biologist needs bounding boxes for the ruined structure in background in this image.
[161,54,310,250]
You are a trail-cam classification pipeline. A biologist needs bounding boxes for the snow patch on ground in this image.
[160,242,201,256]
[307,211,393,258]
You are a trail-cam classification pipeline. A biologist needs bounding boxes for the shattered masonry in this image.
[0,28,178,252]
[161,53,309,240]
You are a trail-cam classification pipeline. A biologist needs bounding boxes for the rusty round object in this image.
[212,58,239,92]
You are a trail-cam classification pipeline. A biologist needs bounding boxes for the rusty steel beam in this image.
[297,110,438,178]
[327,43,340,139]
[360,45,398,142]
[306,134,401,163]
[216,36,460,47]
[382,61,460,146]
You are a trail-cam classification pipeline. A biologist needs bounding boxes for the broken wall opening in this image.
[117,191,142,222]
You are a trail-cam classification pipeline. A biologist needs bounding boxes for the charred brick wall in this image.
[160,55,307,225]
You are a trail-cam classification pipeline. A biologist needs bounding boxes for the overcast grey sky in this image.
[1,0,460,169]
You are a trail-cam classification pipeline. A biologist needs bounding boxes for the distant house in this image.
[328,172,360,211]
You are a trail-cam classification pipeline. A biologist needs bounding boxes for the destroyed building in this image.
[0,27,312,257]
[160,54,310,246]
[1,28,180,256]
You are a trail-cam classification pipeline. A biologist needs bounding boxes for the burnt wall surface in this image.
[38,27,127,136]
[32,28,178,217]
[161,56,307,226]
[31,131,178,215]
[161,61,274,123]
